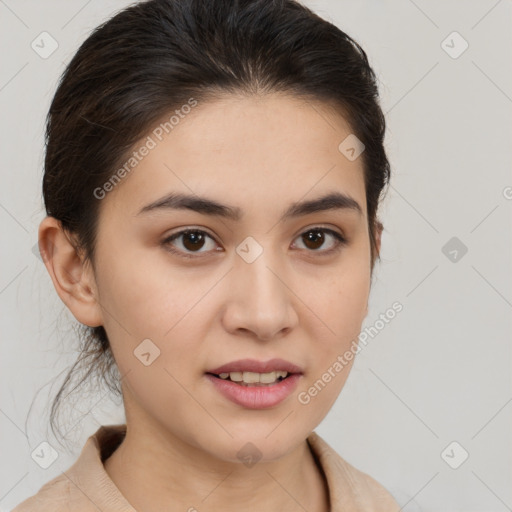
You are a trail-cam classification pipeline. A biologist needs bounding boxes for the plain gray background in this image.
[1,0,511,510]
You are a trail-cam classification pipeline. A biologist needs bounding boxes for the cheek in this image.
[310,255,370,339]
[331,276,369,337]
[300,254,370,393]
[97,246,214,341]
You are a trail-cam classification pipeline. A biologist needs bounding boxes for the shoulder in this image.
[11,473,85,512]
[307,431,400,511]
[11,424,129,512]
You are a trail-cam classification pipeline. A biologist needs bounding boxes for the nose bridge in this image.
[224,240,296,338]
[236,243,285,306]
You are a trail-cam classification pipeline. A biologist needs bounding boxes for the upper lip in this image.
[207,358,303,375]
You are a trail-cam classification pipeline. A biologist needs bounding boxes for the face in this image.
[68,93,376,463]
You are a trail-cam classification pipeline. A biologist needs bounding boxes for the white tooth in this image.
[226,371,289,384]
[242,371,260,383]
[259,371,277,383]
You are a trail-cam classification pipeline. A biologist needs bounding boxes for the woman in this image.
[13,0,399,510]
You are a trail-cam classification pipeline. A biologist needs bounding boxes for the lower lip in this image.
[205,373,301,409]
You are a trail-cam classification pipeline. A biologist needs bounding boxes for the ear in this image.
[38,216,103,327]
[374,220,383,259]
[366,220,384,315]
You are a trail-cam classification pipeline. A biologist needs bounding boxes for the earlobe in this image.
[38,216,103,327]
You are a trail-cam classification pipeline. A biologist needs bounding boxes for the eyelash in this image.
[161,227,347,260]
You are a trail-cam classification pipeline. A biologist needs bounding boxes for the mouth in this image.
[205,358,303,408]
[206,370,293,387]
[206,358,303,387]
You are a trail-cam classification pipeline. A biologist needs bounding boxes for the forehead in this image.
[100,93,367,220]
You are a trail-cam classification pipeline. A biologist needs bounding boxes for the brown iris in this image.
[302,229,325,250]
[181,231,206,251]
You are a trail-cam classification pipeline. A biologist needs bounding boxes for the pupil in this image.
[304,230,323,250]
[183,231,205,251]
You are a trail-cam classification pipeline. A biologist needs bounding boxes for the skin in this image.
[39,93,381,512]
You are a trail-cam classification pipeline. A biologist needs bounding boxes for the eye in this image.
[162,229,220,259]
[162,226,347,259]
[292,227,347,255]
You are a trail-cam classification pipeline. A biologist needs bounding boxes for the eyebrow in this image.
[136,191,363,221]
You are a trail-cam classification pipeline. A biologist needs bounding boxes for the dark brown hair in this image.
[42,0,391,442]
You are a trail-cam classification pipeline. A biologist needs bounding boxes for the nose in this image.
[221,249,298,341]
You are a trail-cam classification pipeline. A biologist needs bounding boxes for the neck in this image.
[103,422,329,512]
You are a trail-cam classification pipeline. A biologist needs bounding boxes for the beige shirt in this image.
[12,424,400,511]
